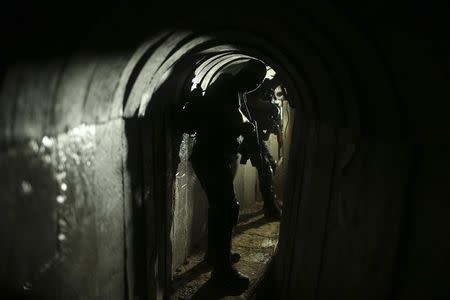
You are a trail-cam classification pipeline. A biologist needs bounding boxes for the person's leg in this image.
[208,161,249,290]
[192,158,248,288]
[191,157,240,265]
[258,143,282,219]
[262,141,277,174]
[230,154,239,179]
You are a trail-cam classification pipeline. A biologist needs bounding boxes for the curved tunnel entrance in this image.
[171,59,295,298]
[130,31,299,299]
[3,3,448,300]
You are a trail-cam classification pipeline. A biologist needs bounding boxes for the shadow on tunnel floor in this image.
[190,278,246,300]
[169,207,280,300]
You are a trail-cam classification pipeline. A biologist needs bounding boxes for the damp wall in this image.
[0,51,145,299]
[0,120,128,299]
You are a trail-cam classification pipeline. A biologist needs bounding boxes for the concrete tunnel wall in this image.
[0,27,299,299]
[1,1,450,299]
[0,44,144,299]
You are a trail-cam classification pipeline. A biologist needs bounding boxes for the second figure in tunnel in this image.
[178,59,280,290]
[239,73,284,219]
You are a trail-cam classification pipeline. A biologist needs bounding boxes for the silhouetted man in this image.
[181,60,267,290]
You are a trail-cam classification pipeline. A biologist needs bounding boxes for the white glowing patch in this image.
[55,172,66,182]
[56,195,66,204]
[21,181,33,195]
[42,136,54,148]
[23,282,32,290]
[58,234,66,241]
[261,238,278,248]
[141,92,150,104]
[191,76,201,91]
[70,123,95,137]
[60,183,67,192]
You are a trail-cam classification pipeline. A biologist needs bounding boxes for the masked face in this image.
[274,85,287,102]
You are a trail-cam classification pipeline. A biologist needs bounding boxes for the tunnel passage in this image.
[125,34,299,299]
[169,56,295,298]
[0,29,301,299]
[2,2,450,300]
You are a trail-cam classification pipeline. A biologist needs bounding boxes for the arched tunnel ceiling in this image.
[124,32,215,116]
[199,55,255,90]
[120,31,300,118]
[193,53,235,81]
[1,2,449,143]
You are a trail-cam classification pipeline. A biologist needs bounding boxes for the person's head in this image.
[234,60,267,93]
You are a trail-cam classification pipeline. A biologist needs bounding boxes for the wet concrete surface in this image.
[170,203,280,300]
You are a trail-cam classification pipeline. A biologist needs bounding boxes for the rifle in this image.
[239,92,264,171]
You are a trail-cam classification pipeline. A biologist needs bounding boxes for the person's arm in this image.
[248,97,273,111]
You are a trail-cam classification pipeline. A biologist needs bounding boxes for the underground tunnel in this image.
[170,55,294,299]
[2,1,450,300]
[119,33,298,299]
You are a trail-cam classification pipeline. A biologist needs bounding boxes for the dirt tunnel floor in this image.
[170,203,280,300]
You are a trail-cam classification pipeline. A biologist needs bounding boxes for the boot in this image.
[263,192,282,219]
[211,224,249,291]
[205,251,241,265]
[211,265,250,291]
[258,156,282,219]
[204,207,241,265]
[264,198,282,219]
